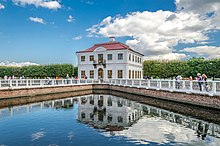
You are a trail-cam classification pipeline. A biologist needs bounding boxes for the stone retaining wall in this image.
[0,85,93,99]
[1,84,220,111]
[110,85,220,110]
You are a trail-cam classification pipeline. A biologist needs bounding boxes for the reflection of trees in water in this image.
[142,103,220,140]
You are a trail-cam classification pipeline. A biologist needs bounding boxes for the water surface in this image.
[0,94,219,146]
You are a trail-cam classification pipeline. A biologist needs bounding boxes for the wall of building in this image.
[77,48,143,79]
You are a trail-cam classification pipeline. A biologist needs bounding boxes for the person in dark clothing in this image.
[197,73,203,91]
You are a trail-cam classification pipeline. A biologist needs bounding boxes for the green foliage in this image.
[143,58,220,79]
[0,64,75,78]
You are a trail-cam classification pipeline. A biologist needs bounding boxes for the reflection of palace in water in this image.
[77,95,144,131]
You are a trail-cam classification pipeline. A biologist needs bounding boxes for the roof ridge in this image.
[94,41,120,46]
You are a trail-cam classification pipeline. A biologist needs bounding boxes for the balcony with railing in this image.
[93,59,106,68]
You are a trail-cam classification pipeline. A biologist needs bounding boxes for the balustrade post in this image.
[10,80,13,88]
[26,80,29,87]
[190,81,193,92]
[182,81,185,90]
[51,79,54,85]
[30,79,32,86]
[168,81,171,89]
[16,80,18,87]
[139,80,141,87]
[125,80,127,86]
[159,80,162,89]
[148,80,150,88]
[131,80,134,87]
[212,82,217,95]
[0,80,1,88]
[40,80,43,86]
[172,80,175,90]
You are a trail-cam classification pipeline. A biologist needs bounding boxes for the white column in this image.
[16,80,18,87]
[182,81,185,90]
[159,80,162,89]
[212,82,217,95]
[40,80,43,86]
[26,80,29,87]
[148,80,150,88]
[172,80,175,90]
[190,81,193,92]
[10,80,13,87]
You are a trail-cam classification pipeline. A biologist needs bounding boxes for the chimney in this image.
[109,36,115,42]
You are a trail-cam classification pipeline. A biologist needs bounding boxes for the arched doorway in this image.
[98,68,103,79]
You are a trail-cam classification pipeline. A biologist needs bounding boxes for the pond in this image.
[0,94,220,146]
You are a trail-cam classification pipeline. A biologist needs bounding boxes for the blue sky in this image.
[0,0,220,66]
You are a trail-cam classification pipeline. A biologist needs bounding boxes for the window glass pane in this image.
[81,70,85,78]
[90,70,94,79]
[118,53,123,60]
[108,70,112,78]
[107,54,112,60]
[118,70,123,78]
[81,56,85,62]
[89,55,94,61]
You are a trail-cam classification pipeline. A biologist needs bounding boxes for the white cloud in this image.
[67,15,74,23]
[144,53,186,61]
[29,17,45,24]
[31,131,46,141]
[72,35,82,40]
[13,0,61,10]
[0,3,5,9]
[176,0,220,29]
[0,61,39,67]
[87,0,220,60]
[181,46,220,59]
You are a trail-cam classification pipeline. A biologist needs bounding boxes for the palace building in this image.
[76,37,144,79]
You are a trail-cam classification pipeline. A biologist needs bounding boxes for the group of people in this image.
[197,73,208,92]
[175,73,209,91]
[3,75,25,80]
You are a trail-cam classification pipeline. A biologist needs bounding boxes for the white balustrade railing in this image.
[109,79,220,96]
[1,78,220,96]
[0,79,101,89]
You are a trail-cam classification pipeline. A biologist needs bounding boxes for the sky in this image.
[0,0,220,66]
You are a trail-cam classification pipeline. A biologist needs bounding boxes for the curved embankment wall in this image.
[0,84,220,110]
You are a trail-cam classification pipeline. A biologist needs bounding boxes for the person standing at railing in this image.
[202,74,209,92]
[176,75,182,89]
[66,74,70,84]
[197,73,203,91]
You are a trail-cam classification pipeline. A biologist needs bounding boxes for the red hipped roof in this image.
[77,41,144,56]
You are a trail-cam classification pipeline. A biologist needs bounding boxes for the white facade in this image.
[76,41,144,80]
